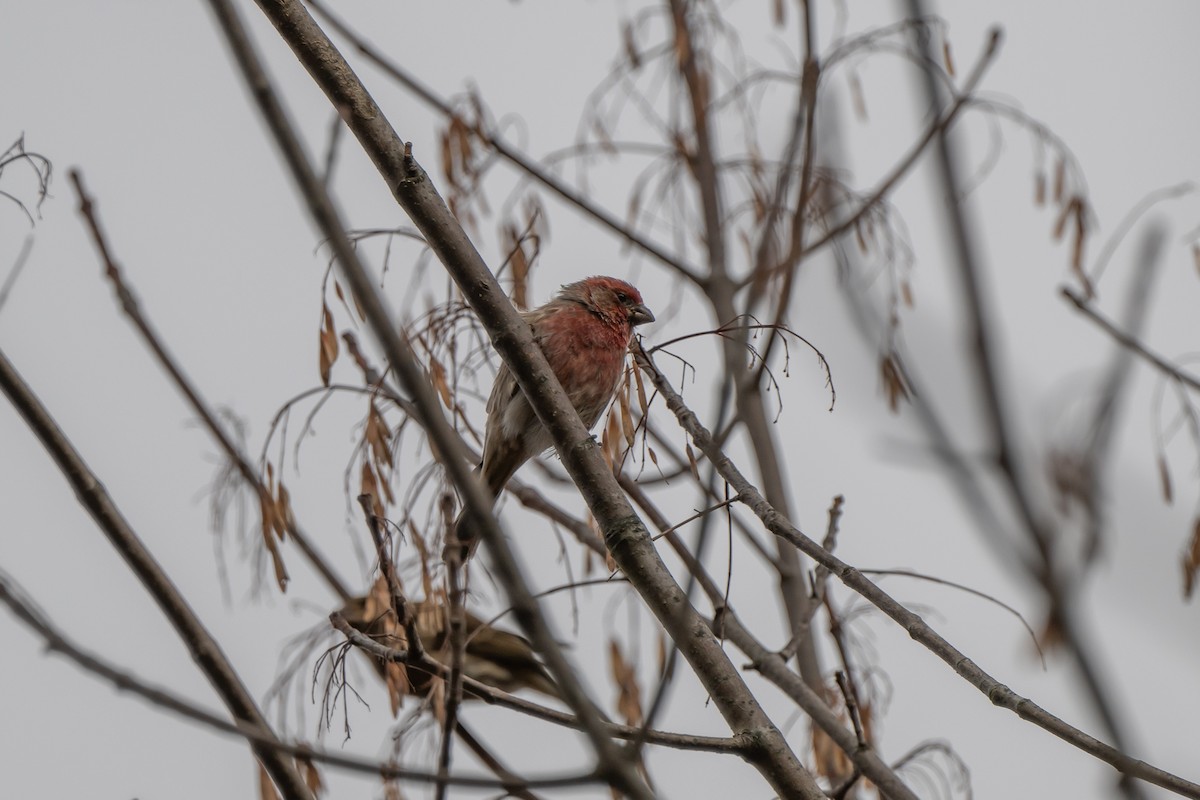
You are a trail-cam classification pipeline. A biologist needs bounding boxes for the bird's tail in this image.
[445,465,484,563]
[445,446,525,563]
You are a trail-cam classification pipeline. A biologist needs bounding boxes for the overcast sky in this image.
[2,2,1199,798]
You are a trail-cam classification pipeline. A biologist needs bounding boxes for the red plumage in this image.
[452,276,654,557]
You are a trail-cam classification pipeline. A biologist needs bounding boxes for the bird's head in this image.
[571,276,655,328]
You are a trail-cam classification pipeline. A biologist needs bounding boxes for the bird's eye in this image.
[615,292,630,304]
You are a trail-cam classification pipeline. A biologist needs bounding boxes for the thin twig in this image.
[0,234,34,314]
[1062,287,1200,394]
[860,567,1046,668]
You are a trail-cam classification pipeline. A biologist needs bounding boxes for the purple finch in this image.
[452,276,654,556]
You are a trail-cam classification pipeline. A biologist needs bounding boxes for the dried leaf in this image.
[608,639,643,726]
[440,127,455,188]
[389,662,413,717]
[1184,518,1200,599]
[858,699,875,746]
[619,385,635,448]
[647,446,658,468]
[1052,195,1077,241]
[879,355,911,412]
[318,303,338,387]
[259,765,281,800]
[297,757,324,796]
[257,483,289,592]
[773,0,785,26]
[275,481,293,540]
[1158,456,1173,504]
[378,466,395,506]
[621,20,641,69]
[259,487,277,544]
[508,226,530,310]
[632,363,649,415]
[811,723,844,782]
[408,522,435,599]
[809,682,852,781]
[361,461,384,518]
[1034,172,1046,206]
[1038,612,1065,650]
[455,117,473,176]
[942,39,956,77]
[366,402,394,470]
[848,71,868,122]
[1053,158,1066,204]
[428,357,453,410]
[900,279,914,309]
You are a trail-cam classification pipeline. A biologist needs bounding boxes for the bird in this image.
[337,589,561,700]
[452,276,654,556]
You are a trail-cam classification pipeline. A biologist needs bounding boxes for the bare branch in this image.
[0,347,314,800]
[0,569,600,792]
[638,342,1200,799]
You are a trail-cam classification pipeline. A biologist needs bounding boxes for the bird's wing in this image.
[484,360,518,418]
[485,308,550,417]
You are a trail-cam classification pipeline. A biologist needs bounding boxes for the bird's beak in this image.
[629,304,655,326]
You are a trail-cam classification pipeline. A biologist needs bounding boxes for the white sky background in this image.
[2,1,1199,798]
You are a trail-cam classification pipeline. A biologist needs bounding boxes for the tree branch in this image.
[0,570,598,793]
[0,347,314,800]
[637,343,1200,799]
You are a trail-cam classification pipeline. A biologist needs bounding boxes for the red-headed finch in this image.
[451,276,654,558]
